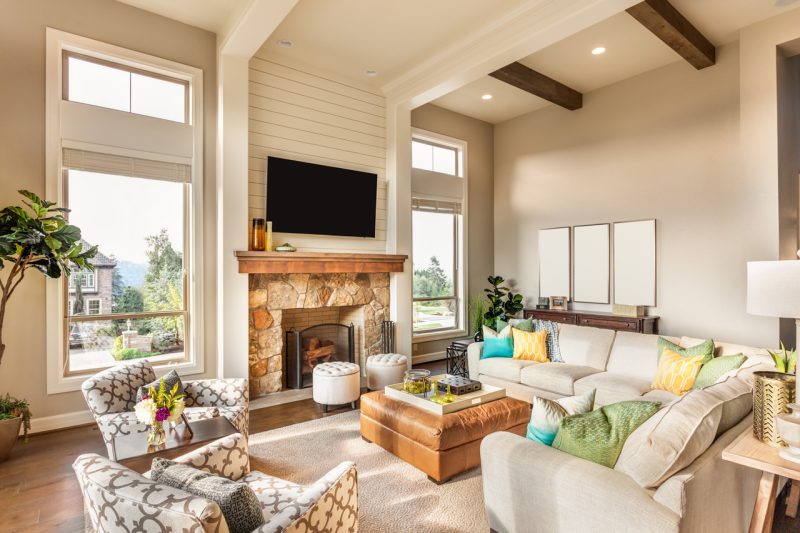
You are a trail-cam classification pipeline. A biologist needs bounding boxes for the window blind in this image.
[62,148,191,182]
[411,198,462,215]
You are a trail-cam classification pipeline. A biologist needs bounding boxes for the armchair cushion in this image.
[151,458,264,533]
[168,432,251,481]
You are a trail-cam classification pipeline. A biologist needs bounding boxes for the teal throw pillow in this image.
[526,389,595,446]
[657,337,714,363]
[481,337,514,359]
[552,400,661,468]
[692,354,747,389]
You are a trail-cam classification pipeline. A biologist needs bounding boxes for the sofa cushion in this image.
[693,354,748,389]
[574,372,652,405]
[650,348,707,395]
[481,337,514,359]
[512,329,548,362]
[479,358,539,383]
[557,324,616,370]
[526,389,595,445]
[613,379,750,489]
[606,332,662,382]
[658,337,714,361]
[520,363,602,396]
[641,389,680,405]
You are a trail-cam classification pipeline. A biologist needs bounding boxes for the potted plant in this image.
[768,342,797,374]
[0,190,95,460]
[469,296,486,342]
[482,275,525,331]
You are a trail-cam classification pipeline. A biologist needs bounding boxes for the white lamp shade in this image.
[747,260,800,318]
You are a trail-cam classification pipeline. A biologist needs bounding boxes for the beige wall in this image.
[494,42,783,348]
[410,104,494,358]
[0,0,217,421]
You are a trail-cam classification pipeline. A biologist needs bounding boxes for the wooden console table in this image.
[524,308,659,334]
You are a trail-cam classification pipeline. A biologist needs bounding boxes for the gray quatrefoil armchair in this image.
[73,432,359,532]
[81,359,249,459]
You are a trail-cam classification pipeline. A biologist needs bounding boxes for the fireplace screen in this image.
[285,323,355,389]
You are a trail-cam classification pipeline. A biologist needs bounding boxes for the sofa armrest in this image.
[481,432,679,533]
[256,462,358,533]
[73,453,229,533]
[184,378,249,408]
[168,432,251,481]
[468,342,482,380]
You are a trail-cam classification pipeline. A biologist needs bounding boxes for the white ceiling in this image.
[116,0,249,33]
[434,0,800,124]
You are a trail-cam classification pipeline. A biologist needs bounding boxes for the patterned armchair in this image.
[73,433,358,533]
[81,360,249,459]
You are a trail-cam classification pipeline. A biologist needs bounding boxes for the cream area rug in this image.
[247,410,488,533]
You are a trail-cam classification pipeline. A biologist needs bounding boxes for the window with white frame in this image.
[46,29,203,384]
[411,131,466,336]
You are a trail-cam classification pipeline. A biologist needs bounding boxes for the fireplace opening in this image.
[285,322,355,389]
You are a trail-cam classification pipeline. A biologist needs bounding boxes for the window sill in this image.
[412,328,467,344]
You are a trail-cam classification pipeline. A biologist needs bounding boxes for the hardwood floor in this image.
[0,360,797,533]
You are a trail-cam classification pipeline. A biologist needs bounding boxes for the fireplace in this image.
[285,322,355,389]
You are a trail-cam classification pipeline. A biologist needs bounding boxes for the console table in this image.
[524,308,658,334]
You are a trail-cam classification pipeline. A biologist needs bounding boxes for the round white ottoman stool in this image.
[366,353,408,390]
[313,361,361,412]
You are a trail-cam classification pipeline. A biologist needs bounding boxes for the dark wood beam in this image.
[489,62,582,110]
[627,0,715,70]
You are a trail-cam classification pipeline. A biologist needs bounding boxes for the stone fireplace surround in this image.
[248,272,390,397]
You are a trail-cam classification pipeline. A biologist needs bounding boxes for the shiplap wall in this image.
[248,53,387,252]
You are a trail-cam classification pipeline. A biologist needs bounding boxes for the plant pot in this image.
[0,416,22,462]
[473,330,483,342]
[753,371,796,447]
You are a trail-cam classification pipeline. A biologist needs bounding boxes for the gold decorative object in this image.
[250,218,266,251]
[753,371,796,447]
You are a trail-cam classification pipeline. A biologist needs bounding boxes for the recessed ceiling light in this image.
[591,46,606,55]
[365,69,378,77]
[277,39,293,48]
[481,94,493,100]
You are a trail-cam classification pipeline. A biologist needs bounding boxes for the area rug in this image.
[247,410,488,533]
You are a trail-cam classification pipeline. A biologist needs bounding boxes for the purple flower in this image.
[141,394,149,400]
[155,407,170,422]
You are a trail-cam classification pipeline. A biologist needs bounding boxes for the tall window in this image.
[412,139,461,176]
[47,29,203,386]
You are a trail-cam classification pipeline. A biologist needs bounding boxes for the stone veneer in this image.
[248,272,390,397]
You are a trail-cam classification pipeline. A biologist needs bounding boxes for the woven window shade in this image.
[411,198,461,215]
[62,148,190,182]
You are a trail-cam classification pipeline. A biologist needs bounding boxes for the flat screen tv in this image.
[266,156,377,238]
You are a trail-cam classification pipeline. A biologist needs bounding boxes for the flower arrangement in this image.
[134,379,185,445]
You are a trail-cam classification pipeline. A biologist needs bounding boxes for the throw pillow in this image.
[497,318,534,332]
[151,458,264,533]
[526,389,595,445]
[137,369,185,403]
[651,348,706,395]
[512,328,548,362]
[657,337,714,361]
[534,319,563,363]
[482,324,512,340]
[693,354,748,389]
[481,337,514,359]
[613,378,746,488]
[552,400,660,468]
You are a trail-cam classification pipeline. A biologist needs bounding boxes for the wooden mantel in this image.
[235,251,408,274]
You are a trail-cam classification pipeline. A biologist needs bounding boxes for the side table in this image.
[722,427,800,532]
[446,339,473,377]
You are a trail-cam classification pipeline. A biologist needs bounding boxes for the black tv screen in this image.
[266,157,377,238]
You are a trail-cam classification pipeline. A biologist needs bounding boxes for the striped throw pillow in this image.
[651,348,706,395]
[512,328,548,362]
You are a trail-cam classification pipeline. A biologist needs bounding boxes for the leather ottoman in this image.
[359,390,530,483]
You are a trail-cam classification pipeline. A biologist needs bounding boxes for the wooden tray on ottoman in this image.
[360,390,530,483]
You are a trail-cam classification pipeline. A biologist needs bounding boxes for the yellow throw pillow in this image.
[651,348,706,395]
[512,328,548,362]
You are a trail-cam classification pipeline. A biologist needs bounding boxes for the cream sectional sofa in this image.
[468,323,776,533]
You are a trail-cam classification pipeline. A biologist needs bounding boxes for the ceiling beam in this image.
[490,62,583,110]
[627,0,715,69]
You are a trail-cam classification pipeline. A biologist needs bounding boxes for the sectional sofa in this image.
[468,323,777,533]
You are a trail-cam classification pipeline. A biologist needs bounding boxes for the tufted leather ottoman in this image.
[359,390,530,483]
[366,353,408,390]
[313,361,361,412]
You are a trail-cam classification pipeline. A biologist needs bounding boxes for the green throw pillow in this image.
[552,401,661,468]
[657,337,714,364]
[496,318,534,333]
[692,354,747,389]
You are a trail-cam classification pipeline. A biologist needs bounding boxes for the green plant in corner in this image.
[469,296,486,340]
[0,395,30,438]
[768,341,797,374]
[482,275,525,330]
[0,190,96,445]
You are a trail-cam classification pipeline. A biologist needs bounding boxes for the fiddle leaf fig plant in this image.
[0,190,97,366]
[482,275,525,330]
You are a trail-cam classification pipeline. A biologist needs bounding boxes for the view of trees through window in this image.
[412,210,457,332]
[66,169,187,372]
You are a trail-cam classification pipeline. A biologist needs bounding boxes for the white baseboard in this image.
[24,409,94,435]
[412,351,446,364]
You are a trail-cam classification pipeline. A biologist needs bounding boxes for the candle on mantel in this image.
[266,221,273,252]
